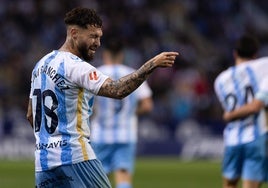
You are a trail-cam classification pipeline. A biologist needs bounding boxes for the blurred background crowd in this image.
[1,0,268,159]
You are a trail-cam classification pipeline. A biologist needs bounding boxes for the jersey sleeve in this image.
[67,60,109,95]
[135,81,153,99]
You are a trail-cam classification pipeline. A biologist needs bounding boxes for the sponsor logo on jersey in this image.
[89,71,99,80]
[35,140,68,150]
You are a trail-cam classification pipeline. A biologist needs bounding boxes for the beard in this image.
[77,42,94,62]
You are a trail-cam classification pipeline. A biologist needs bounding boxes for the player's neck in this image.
[59,41,79,57]
[235,57,253,65]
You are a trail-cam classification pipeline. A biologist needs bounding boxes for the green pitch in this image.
[0,157,267,188]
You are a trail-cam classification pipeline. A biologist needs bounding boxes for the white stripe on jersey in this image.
[30,50,108,171]
[90,64,152,144]
[214,57,268,146]
[256,76,268,105]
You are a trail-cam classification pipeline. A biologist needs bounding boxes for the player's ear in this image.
[70,27,79,40]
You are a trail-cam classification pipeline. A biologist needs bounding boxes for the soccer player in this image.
[214,35,268,188]
[90,39,153,188]
[221,61,268,186]
[26,7,178,188]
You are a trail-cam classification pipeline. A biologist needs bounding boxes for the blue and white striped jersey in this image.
[29,50,109,171]
[255,76,268,105]
[90,64,152,144]
[214,57,268,146]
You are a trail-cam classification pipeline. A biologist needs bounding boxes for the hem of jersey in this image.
[35,157,97,172]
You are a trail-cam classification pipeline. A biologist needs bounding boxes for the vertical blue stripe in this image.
[40,51,58,170]
[56,61,72,164]
[88,96,94,116]
[245,66,259,137]
[231,67,243,106]
[246,67,258,91]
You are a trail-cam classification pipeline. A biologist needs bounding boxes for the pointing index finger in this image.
[165,52,179,56]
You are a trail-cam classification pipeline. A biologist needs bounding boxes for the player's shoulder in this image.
[34,51,57,68]
[58,51,99,71]
[243,57,268,72]
[58,51,84,63]
[214,67,232,84]
[251,56,268,66]
[38,50,57,61]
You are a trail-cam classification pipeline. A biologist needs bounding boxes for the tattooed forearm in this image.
[98,51,178,99]
[98,59,156,99]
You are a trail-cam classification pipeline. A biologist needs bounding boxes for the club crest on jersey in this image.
[89,71,99,80]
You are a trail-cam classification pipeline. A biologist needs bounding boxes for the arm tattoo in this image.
[98,59,155,99]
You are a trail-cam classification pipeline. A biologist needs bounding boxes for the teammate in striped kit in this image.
[90,39,153,188]
[26,7,178,188]
[214,35,268,188]
[222,68,268,186]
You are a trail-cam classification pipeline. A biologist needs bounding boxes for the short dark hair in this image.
[235,35,259,58]
[64,7,102,29]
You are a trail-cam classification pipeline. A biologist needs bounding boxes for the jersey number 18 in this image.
[33,89,59,134]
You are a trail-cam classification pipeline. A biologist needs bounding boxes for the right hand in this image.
[152,52,179,68]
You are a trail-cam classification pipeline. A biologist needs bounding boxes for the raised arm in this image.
[98,52,178,99]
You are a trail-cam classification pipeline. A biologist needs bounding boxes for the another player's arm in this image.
[98,52,178,99]
[223,99,264,122]
[26,99,34,128]
[136,97,153,115]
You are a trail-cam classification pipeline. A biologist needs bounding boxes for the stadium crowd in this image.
[1,0,268,157]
